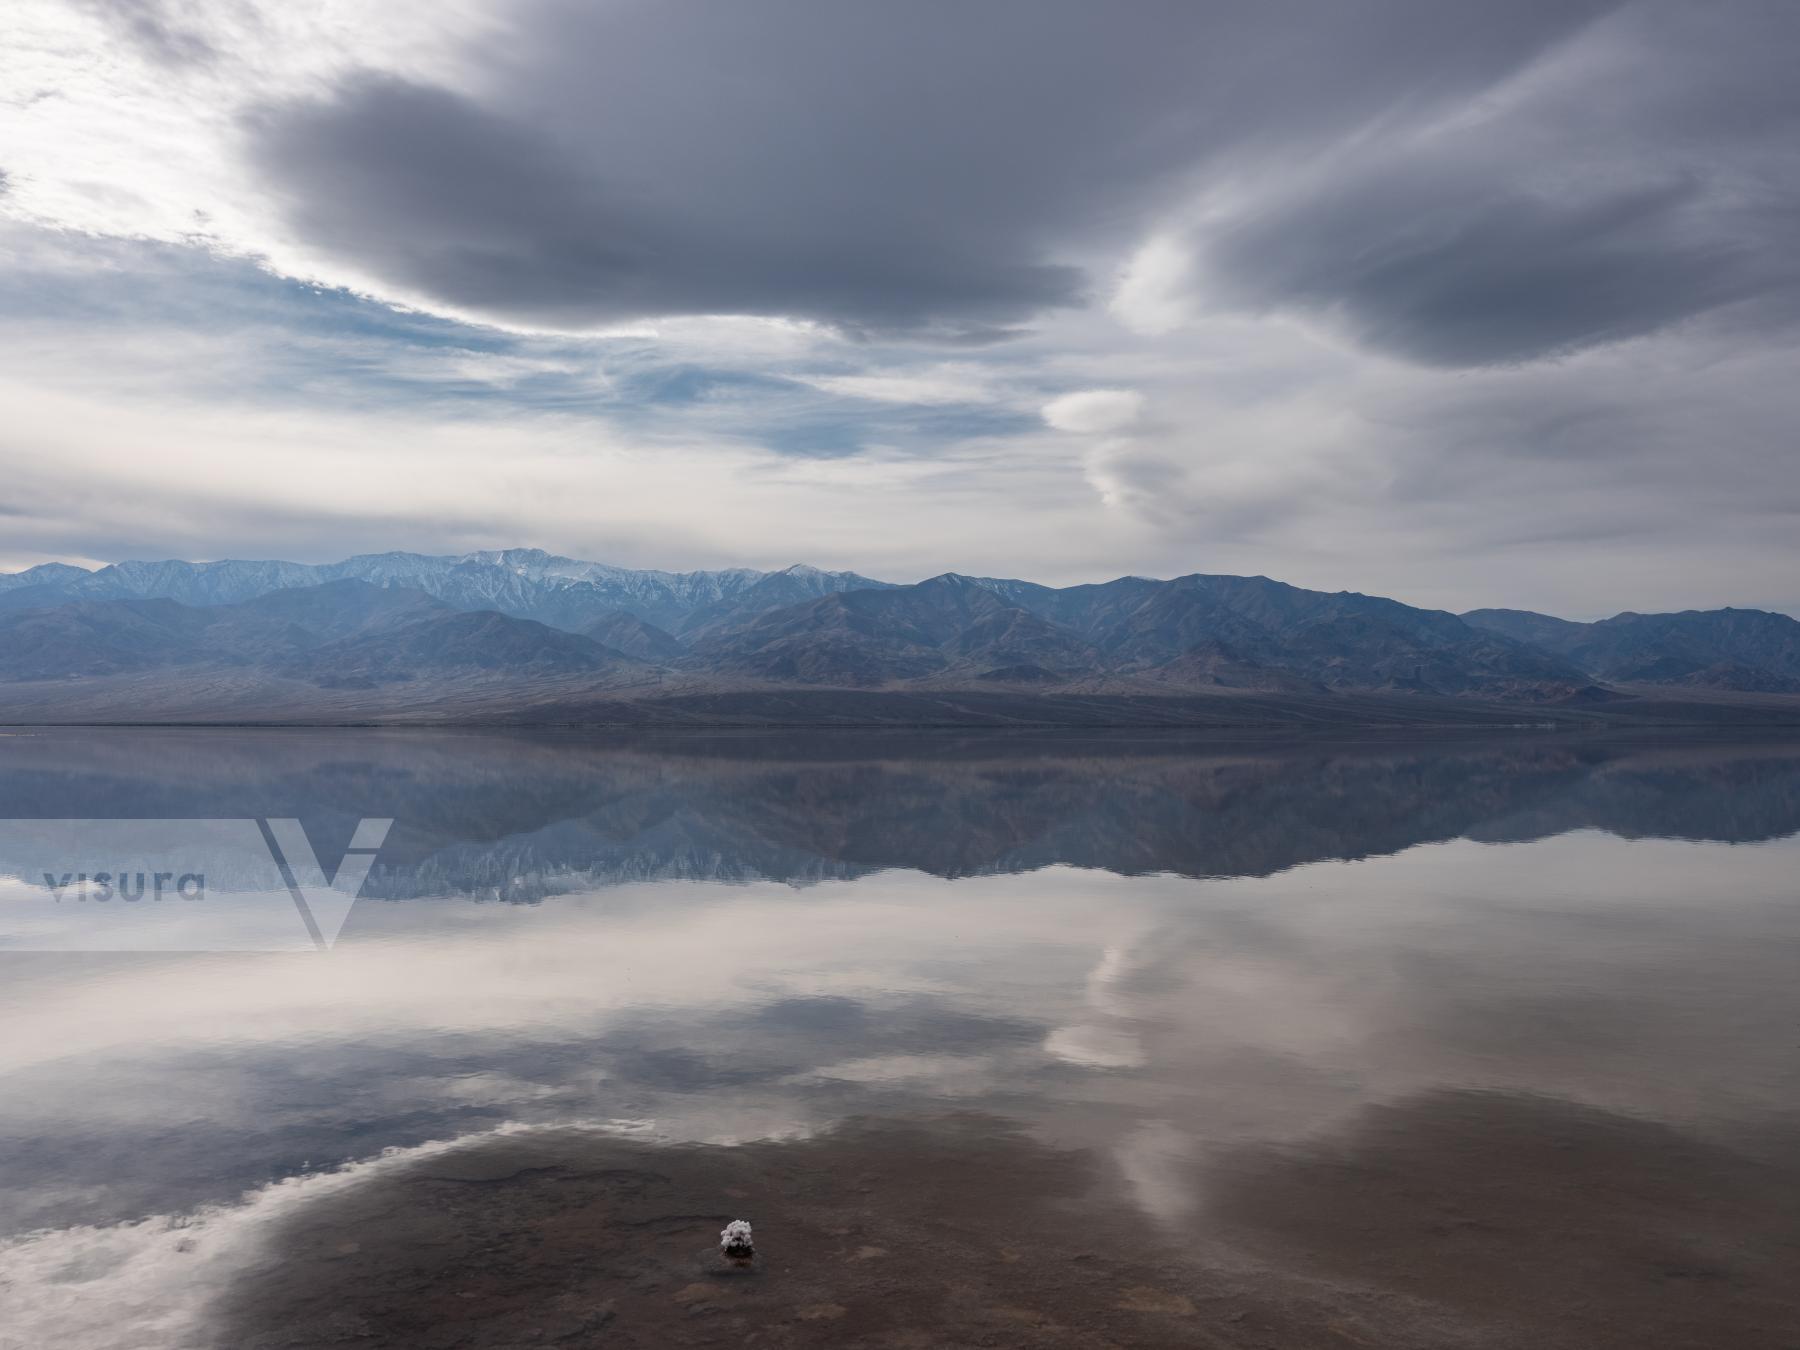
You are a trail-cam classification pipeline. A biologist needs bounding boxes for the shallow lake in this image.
[1,729,1797,1348]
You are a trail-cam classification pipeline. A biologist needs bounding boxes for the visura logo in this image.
[42,871,206,901]
[0,817,393,951]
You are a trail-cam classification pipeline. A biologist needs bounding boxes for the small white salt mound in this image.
[720,1219,754,1254]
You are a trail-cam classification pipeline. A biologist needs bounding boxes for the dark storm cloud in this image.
[248,72,1081,339]
[243,0,1613,340]
[1195,3,1800,365]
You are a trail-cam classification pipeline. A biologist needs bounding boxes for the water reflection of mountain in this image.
[0,729,1797,900]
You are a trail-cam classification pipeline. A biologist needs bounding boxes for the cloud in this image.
[797,365,998,407]
[225,0,1607,338]
[1043,389,1144,435]
[75,0,217,66]
[245,70,1085,339]
[1110,234,1195,337]
[1183,3,1800,365]
[1069,315,1800,616]
[22,0,1787,365]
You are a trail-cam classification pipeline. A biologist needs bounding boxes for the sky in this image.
[1,0,1796,618]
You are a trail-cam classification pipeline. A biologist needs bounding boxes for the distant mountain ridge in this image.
[0,548,1796,722]
[0,579,648,690]
[685,572,1583,697]
[1463,606,1800,693]
[0,548,891,635]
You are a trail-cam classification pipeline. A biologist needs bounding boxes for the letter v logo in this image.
[261,819,392,949]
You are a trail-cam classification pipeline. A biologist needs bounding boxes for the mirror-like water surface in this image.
[1,730,1797,1348]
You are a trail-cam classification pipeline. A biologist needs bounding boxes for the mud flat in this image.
[212,1097,1800,1350]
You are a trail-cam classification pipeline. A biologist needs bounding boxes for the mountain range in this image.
[0,548,890,635]
[0,548,1795,724]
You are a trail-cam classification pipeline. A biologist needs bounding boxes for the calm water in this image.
[1,729,1797,1348]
